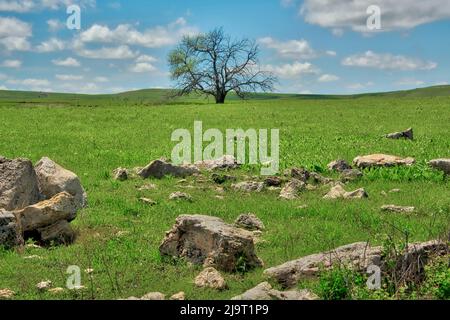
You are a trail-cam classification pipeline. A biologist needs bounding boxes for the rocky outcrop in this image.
[231,282,318,300]
[159,215,263,272]
[386,128,413,140]
[353,154,415,169]
[428,159,450,175]
[138,159,199,179]
[0,156,40,211]
[34,157,87,209]
[264,240,447,288]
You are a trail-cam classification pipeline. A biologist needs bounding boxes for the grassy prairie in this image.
[0,88,449,300]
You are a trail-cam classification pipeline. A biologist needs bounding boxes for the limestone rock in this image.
[37,220,75,245]
[308,172,333,184]
[386,128,413,140]
[264,176,282,187]
[34,157,87,209]
[141,292,166,300]
[381,205,415,213]
[234,213,265,231]
[353,154,415,169]
[211,173,237,184]
[137,159,199,179]
[169,192,192,201]
[428,159,450,175]
[194,267,227,290]
[113,167,128,181]
[36,280,52,291]
[16,192,77,232]
[195,155,239,170]
[288,167,310,182]
[279,179,305,200]
[324,184,368,199]
[0,156,40,210]
[231,282,318,300]
[139,197,157,206]
[159,215,262,272]
[0,288,15,299]
[170,291,185,300]
[340,169,363,182]
[232,181,264,193]
[327,159,352,172]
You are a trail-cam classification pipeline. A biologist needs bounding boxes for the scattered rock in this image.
[386,128,413,140]
[323,184,368,199]
[48,287,64,294]
[428,159,450,175]
[141,292,166,300]
[389,188,401,193]
[139,197,157,206]
[195,155,239,170]
[137,159,199,179]
[353,154,415,169]
[264,240,447,288]
[340,169,363,182]
[36,280,52,291]
[234,213,265,231]
[169,192,192,201]
[381,190,388,197]
[113,167,128,181]
[23,255,42,260]
[211,173,237,184]
[279,179,305,200]
[137,183,157,191]
[0,156,40,211]
[308,172,333,184]
[263,176,282,187]
[34,157,87,209]
[194,267,227,290]
[288,167,310,182]
[85,268,94,274]
[231,282,318,300]
[37,220,75,245]
[381,205,415,213]
[0,288,15,299]
[159,215,262,272]
[16,192,77,232]
[0,210,23,248]
[232,181,264,193]
[327,159,352,172]
[170,291,185,300]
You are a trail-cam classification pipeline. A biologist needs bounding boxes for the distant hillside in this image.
[0,85,449,105]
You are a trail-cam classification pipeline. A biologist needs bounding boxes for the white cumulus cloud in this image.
[2,59,22,67]
[0,16,32,51]
[262,61,318,78]
[52,57,81,67]
[318,74,339,82]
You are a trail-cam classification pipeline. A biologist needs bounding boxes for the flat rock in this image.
[231,282,318,300]
[327,159,352,172]
[169,192,192,201]
[194,267,227,290]
[232,181,264,193]
[170,292,185,300]
[36,280,52,291]
[386,128,413,140]
[264,240,447,288]
[138,159,199,179]
[381,205,415,213]
[16,192,77,232]
[34,157,87,209]
[340,169,363,182]
[323,184,368,199]
[428,159,450,175]
[308,172,333,184]
[141,292,166,300]
[159,215,262,272]
[0,156,40,211]
[279,179,305,200]
[234,213,265,231]
[0,288,15,299]
[353,154,415,169]
[139,197,157,206]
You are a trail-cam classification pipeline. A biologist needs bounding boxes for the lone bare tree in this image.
[168,28,276,104]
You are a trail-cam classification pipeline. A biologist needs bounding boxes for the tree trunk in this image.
[215,93,226,104]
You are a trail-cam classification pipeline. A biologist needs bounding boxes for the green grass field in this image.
[0,87,449,300]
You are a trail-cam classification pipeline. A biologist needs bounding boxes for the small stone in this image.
[385,128,413,140]
[234,213,265,231]
[327,159,352,172]
[48,287,64,294]
[137,183,157,191]
[139,197,157,206]
[36,280,52,291]
[289,167,310,182]
[0,288,15,299]
[113,167,128,181]
[340,169,363,182]
[194,267,227,290]
[381,205,415,213]
[264,176,282,187]
[279,179,305,200]
[85,268,94,274]
[232,181,264,193]
[389,189,401,193]
[23,255,42,260]
[141,292,166,300]
[353,154,415,169]
[170,291,185,300]
[169,192,192,201]
[428,159,450,175]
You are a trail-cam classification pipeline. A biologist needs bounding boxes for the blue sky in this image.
[1,0,449,94]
